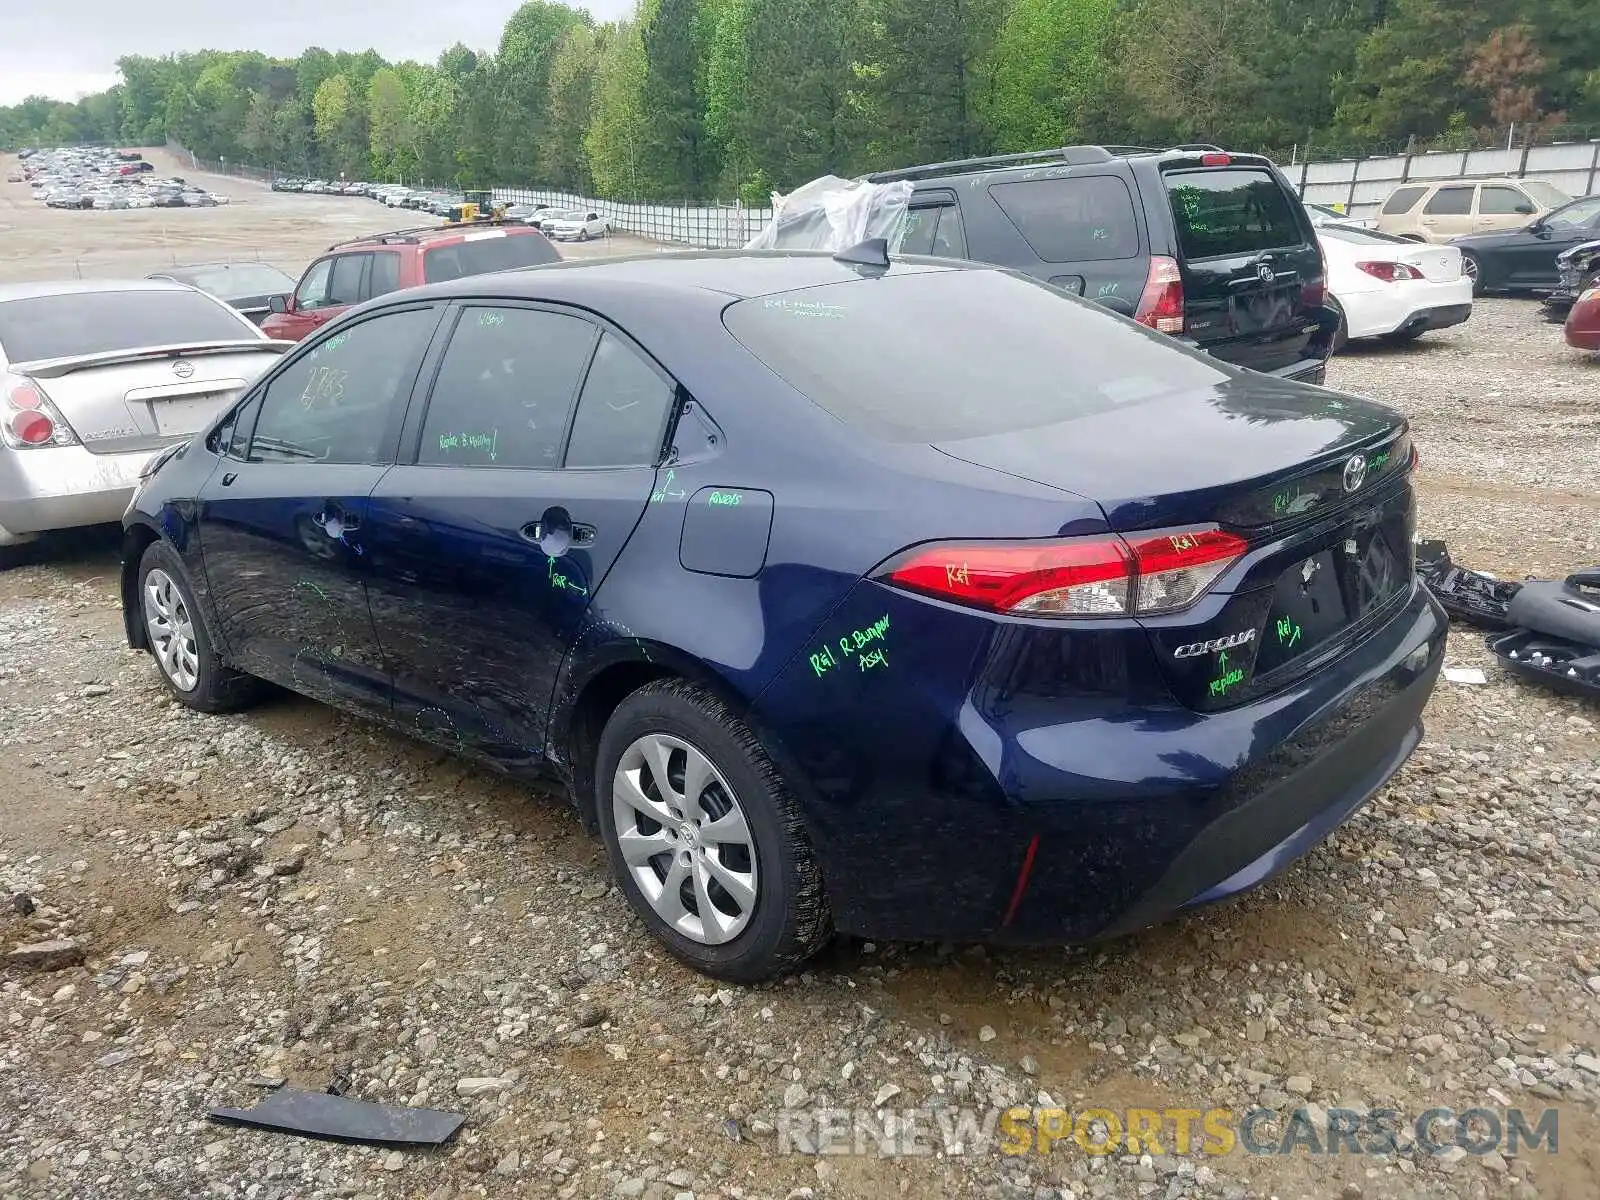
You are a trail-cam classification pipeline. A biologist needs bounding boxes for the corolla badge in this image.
[172,359,195,379]
[1342,454,1368,493]
[1174,629,1257,659]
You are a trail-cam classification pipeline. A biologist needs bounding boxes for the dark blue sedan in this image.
[120,249,1446,982]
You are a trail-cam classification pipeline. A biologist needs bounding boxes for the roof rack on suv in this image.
[866,144,1117,185]
[1171,143,1227,153]
[325,217,513,252]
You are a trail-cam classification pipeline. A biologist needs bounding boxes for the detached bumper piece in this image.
[1489,568,1600,702]
[1415,540,1522,628]
[1488,630,1600,701]
[208,1089,467,1147]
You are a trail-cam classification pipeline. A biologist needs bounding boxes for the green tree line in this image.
[4,0,1598,203]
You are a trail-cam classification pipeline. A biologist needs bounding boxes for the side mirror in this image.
[268,294,290,315]
[1097,295,1137,318]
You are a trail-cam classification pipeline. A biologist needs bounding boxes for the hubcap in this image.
[611,733,758,945]
[143,568,200,692]
[1463,256,1478,281]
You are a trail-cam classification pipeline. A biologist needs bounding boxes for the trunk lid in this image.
[1158,162,1326,374]
[16,343,289,455]
[1392,241,1461,283]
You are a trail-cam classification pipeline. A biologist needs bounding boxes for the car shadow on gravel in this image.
[0,523,121,580]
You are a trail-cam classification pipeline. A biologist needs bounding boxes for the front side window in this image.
[249,307,439,465]
[417,305,599,469]
[565,334,676,468]
[1478,185,1532,216]
[1545,197,1600,230]
[295,259,334,309]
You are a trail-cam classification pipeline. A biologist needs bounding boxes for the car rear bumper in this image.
[756,579,1445,944]
[1341,277,1472,340]
[0,443,156,543]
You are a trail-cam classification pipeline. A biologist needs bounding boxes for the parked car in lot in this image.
[146,262,300,326]
[853,145,1337,383]
[259,221,561,342]
[1305,202,1377,231]
[1547,237,1600,319]
[1,280,291,562]
[1565,281,1600,353]
[1374,177,1571,244]
[1448,193,1600,295]
[547,209,611,241]
[1319,226,1471,348]
[121,249,1443,981]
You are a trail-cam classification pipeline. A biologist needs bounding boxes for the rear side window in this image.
[1164,169,1304,260]
[417,305,598,468]
[0,288,249,362]
[1381,186,1426,215]
[989,176,1139,263]
[422,233,560,284]
[1478,185,1531,215]
[1423,186,1472,216]
[900,205,967,258]
[565,334,676,468]
[724,270,1228,443]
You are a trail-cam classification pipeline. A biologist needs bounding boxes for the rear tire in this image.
[1461,252,1482,295]
[595,679,832,983]
[137,540,268,713]
[1326,295,1349,354]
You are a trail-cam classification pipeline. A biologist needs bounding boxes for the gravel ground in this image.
[2,167,1599,1200]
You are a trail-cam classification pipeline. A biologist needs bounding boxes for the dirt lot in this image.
[2,150,1599,1200]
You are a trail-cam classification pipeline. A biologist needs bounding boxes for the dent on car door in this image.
[365,303,676,766]
[194,303,444,716]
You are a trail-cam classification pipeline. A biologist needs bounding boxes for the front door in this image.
[363,302,677,765]
[196,303,445,715]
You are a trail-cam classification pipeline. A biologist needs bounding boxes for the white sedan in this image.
[546,210,610,241]
[1319,226,1473,347]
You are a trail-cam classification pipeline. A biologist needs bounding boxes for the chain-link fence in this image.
[490,187,773,248]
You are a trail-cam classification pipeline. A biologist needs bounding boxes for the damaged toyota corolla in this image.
[118,248,1446,983]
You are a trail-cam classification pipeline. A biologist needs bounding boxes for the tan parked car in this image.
[1375,177,1572,243]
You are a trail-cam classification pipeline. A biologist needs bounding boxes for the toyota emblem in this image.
[1256,263,1274,284]
[172,360,195,379]
[1342,454,1367,493]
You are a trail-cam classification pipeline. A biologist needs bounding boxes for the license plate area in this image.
[1228,283,1302,334]
[149,392,228,436]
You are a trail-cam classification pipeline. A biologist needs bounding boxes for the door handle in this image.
[572,523,597,546]
[221,471,237,486]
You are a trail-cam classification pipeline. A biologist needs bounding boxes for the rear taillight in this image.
[876,527,1248,619]
[1,373,79,450]
[1357,261,1422,282]
[1134,255,1185,334]
[1302,277,1325,308]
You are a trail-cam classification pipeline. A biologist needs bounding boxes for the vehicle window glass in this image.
[1381,186,1426,215]
[1163,168,1303,259]
[295,259,334,309]
[990,176,1139,263]
[724,269,1230,443]
[1545,197,1600,230]
[1478,185,1531,215]
[327,254,367,306]
[1423,187,1473,216]
[565,334,676,468]
[931,206,967,257]
[368,252,402,299]
[418,306,598,469]
[249,307,438,465]
[898,208,942,255]
[0,288,250,361]
[422,234,560,284]
[215,394,261,459]
[1521,180,1572,209]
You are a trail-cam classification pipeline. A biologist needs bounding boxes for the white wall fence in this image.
[1289,141,1600,218]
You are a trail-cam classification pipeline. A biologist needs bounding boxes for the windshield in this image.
[723,268,1229,443]
[172,264,296,297]
[1547,196,1600,230]
[0,288,253,362]
[1521,180,1572,210]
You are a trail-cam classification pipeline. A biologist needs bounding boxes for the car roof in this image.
[402,249,969,306]
[0,278,199,302]
[328,222,551,252]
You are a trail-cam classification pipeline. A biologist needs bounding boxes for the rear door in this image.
[1161,164,1324,373]
[0,286,284,455]
[1416,185,1475,242]
[364,302,675,763]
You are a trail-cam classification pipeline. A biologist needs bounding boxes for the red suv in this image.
[261,222,561,341]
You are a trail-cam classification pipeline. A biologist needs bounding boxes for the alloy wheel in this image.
[143,568,200,692]
[1462,254,1480,289]
[611,733,758,945]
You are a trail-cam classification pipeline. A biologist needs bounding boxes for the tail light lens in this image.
[1134,255,1185,334]
[1,373,79,450]
[1302,276,1325,308]
[876,527,1248,618]
[1357,261,1423,282]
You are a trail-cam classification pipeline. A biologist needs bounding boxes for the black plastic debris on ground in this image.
[1415,539,1523,629]
[1487,630,1600,701]
[208,1089,467,1147]
[1486,566,1600,701]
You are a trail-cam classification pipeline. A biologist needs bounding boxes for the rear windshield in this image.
[1164,168,1305,260]
[0,289,251,362]
[422,233,560,283]
[723,268,1229,443]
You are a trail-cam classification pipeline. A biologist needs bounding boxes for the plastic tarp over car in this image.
[744,175,913,253]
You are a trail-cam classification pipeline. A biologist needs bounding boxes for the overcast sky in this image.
[0,1,635,106]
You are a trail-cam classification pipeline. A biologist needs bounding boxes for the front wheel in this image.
[595,679,832,983]
[138,541,267,712]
